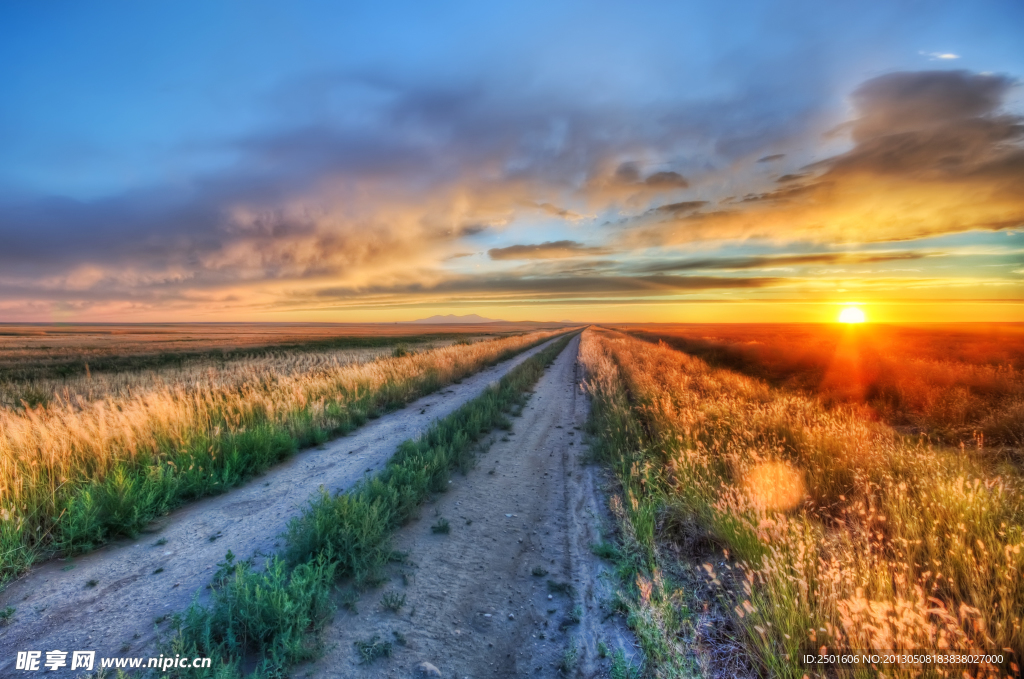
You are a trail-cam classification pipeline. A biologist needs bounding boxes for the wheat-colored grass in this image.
[580,328,1023,678]
[0,330,562,582]
[622,323,1024,446]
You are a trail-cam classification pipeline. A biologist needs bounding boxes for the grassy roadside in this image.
[622,326,1024,447]
[156,333,577,678]
[0,333,470,384]
[580,330,697,679]
[0,331,566,587]
[580,328,1023,679]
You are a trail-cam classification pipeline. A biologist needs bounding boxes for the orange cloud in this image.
[627,71,1024,247]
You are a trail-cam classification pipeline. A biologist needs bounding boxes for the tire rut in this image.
[301,334,636,678]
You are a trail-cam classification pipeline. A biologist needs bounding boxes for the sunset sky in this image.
[1,1,1022,323]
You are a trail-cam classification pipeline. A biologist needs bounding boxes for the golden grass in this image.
[2,343,439,408]
[0,329,562,582]
[580,328,1023,677]
[619,323,1024,446]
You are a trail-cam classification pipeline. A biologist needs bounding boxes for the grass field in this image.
[618,323,1024,448]
[581,327,1022,678]
[0,322,555,382]
[0,326,564,586]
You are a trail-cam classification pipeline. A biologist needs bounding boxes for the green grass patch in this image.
[158,332,576,677]
[380,590,406,612]
[354,635,393,664]
[163,552,336,678]
[546,580,576,597]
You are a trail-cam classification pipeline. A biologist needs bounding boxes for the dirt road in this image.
[0,337,565,676]
[300,333,634,678]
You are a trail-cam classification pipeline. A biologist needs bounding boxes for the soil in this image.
[0,334,637,678]
[298,333,634,678]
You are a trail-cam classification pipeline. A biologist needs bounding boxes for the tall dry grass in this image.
[580,328,1022,678]
[0,330,562,585]
[1,345,391,409]
[623,323,1024,446]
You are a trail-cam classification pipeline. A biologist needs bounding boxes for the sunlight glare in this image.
[743,462,806,511]
[838,306,866,324]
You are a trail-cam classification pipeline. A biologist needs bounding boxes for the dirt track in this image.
[0,334,637,677]
[0,338,563,677]
[300,333,634,678]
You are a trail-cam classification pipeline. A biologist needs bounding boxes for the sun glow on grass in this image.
[579,328,1024,675]
[838,306,866,323]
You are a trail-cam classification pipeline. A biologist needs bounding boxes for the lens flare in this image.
[743,462,806,511]
[838,306,866,323]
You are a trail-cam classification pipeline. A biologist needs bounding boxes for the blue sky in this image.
[1,0,1022,321]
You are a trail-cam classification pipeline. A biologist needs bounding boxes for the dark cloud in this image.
[654,200,709,214]
[737,182,823,202]
[529,202,585,220]
[849,70,1014,142]
[644,171,689,188]
[629,70,1024,246]
[315,273,780,301]
[488,240,610,260]
[609,163,689,191]
[758,154,786,162]
[827,70,1024,180]
[615,162,641,183]
[457,224,488,237]
[634,251,927,273]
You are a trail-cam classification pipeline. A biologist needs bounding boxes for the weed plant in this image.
[580,328,1023,678]
[560,637,579,673]
[380,591,406,612]
[354,635,393,664]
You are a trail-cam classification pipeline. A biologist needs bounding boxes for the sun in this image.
[838,306,867,324]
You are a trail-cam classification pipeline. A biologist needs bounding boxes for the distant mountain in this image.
[410,314,505,324]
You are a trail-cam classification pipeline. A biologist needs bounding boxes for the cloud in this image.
[634,251,928,273]
[1,68,1020,318]
[644,171,690,188]
[653,201,709,215]
[488,240,611,260]
[920,51,961,61]
[529,202,588,220]
[0,74,758,293]
[313,272,781,303]
[627,70,1024,247]
[847,70,1012,143]
[615,162,641,183]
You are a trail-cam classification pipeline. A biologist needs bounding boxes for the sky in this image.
[1,0,1022,323]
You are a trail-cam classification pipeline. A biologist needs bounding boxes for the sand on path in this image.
[302,333,636,678]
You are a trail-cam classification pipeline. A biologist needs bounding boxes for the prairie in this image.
[0,322,549,382]
[580,327,1023,678]
[617,323,1024,447]
[0,325,564,585]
